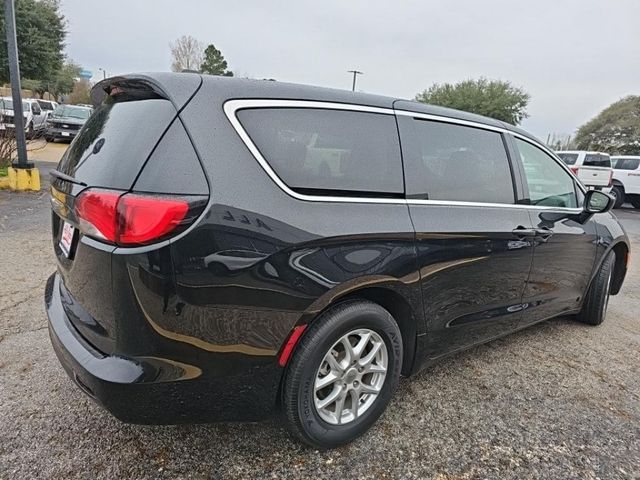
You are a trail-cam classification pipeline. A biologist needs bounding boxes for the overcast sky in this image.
[60,0,640,140]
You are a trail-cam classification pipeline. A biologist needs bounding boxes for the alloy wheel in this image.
[314,328,388,425]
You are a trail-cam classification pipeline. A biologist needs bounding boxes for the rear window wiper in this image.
[50,169,87,186]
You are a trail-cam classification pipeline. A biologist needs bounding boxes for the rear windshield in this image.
[583,154,611,168]
[556,153,578,165]
[612,158,640,170]
[57,97,176,189]
[37,100,54,110]
[51,105,92,120]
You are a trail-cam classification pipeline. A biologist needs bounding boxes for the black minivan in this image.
[46,73,630,448]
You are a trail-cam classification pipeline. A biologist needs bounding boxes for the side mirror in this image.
[584,189,614,214]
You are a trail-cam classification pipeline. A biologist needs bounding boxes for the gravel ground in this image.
[1,172,639,479]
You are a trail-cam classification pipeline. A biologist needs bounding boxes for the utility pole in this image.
[347,70,363,92]
[5,0,29,168]
[99,68,107,80]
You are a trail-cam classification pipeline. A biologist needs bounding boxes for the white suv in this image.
[556,150,613,190]
[611,156,640,208]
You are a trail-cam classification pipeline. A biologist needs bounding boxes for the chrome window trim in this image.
[224,99,584,213]
[395,109,508,134]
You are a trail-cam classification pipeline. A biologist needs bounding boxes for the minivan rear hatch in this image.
[50,75,206,354]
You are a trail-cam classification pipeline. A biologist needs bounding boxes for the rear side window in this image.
[557,153,578,165]
[236,108,404,196]
[613,158,640,170]
[398,117,514,204]
[57,98,177,189]
[583,154,611,168]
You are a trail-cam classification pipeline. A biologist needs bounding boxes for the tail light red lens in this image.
[118,194,189,245]
[569,166,580,176]
[75,189,201,246]
[74,190,121,242]
[608,170,613,187]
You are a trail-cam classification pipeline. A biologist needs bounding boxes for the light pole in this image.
[98,68,107,80]
[347,70,363,92]
[4,0,28,168]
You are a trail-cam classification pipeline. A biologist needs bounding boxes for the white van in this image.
[556,150,613,190]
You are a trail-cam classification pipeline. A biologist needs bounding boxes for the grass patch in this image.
[0,166,8,177]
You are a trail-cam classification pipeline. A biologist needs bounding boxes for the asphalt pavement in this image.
[0,174,638,479]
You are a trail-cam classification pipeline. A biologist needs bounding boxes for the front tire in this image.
[576,252,615,326]
[282,300,402,449]
[610,185,625,209]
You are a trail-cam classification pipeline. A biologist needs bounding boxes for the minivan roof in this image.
[94,72,543,145]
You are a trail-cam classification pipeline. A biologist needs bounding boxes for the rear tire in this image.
[575,251,615,326]
[282,300,402,449]
[629,195,640,209]
[610,185,625,209]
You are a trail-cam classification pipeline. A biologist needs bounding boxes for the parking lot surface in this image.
[26,140,68,164]
[1,174,639,479]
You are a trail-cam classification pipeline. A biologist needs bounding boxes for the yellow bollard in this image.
[6,166,41,191]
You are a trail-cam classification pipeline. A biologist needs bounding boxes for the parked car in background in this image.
[45,104,92,142]
[610,155,640,208]
[0,96,48,137]
[37,99,60,120]
[556,150,613,190]
[45,74,630,449]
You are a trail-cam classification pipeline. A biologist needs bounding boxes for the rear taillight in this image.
[607,170,613,187]
[75,189,204,246]
[75,190,120,241]
[569,166,580,176]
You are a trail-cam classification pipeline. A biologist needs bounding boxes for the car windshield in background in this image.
[38,101,55,110]
[52,105,91,120]
[0,99,29,111]
[613,158,640,170]
[583,154,611,168]
[556,153,579,165]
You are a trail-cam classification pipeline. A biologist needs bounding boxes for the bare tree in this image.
[170,35,204,72]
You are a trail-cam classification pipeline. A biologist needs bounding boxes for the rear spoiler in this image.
[90,77,166,107]
[90,73,203,111]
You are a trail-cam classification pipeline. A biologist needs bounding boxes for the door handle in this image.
[535,227,554,241]
[512,226,537,239]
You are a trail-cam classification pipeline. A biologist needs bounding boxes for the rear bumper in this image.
[45,272,282,424]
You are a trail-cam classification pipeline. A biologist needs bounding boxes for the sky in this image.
[59,0,640,140]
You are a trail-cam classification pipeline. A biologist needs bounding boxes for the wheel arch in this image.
[612,179,625,189]
[610,241,629,295]
[336,287,418,376]
[293,284,421,377]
